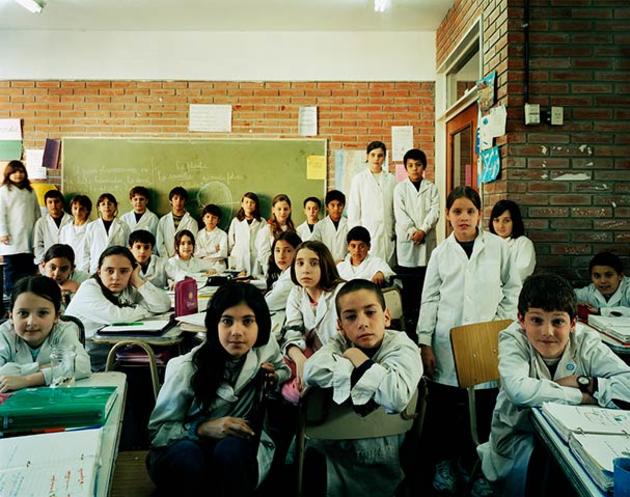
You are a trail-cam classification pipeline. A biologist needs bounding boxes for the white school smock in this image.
[33,212,73,264]
[265,269,295,312]
[336,254,395,283]
[148,339,290,486]
[121,209,159,237]
[575,277,630,317]
[477,322,630,497]
[228,217,263,276]
[166,255,214,282]
[0,185,40,256]
[255,224,290,277]
[417,230,520,387]
[505,235,536,282]
[303,330,423,497]
[311,215,349,263]
[347,168,396,263]
[393,178,440,268]
[194,227,228,273]
[156,212,199,258]
[296,221,317,242]
[141,255,169,289]
[65,278,171,340]
[59,222,88,269]
[0,320,91,385]
[81,218,131,274]
[282,283,344,354]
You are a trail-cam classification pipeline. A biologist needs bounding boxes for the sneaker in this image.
[433,460,457,494]
[470,477,495,497]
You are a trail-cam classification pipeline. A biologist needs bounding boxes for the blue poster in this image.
[478,146,501,185]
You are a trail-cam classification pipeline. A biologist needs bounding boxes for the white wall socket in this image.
[551,106,564,125]
[524,103,540,125]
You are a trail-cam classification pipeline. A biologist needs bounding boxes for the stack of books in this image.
[588,315,630,348]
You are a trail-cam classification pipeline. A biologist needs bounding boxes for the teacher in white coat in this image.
[347,141,396,265]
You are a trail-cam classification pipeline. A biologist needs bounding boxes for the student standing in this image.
[147,283,290,497]
[156,186,198,258]
[60,194,92,270]
[195,204,228,274]
[121,186,159,236]
[256,193,295,276]
[347,141,396,264]
[296,197,321,242]
[0,160,40,296]
[81,193,130,274]
[228,192,264,276]
[393,148,440,335]
[417,186,520,494]
[311,189,348,263]
[489,199,536,282]
[33,189,72,264]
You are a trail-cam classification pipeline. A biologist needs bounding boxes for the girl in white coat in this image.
[147,282,290,496]
[265,231,301,313]
[65,246,171,371]
[228,192,263,276]
[81,193,130,274]
[489,199,536,282]
[0,275,91,392]
[255,193,295,277]
[347,141,396,264]
[282,241,345,400]
[166,230,215,283]
[417,186,520,493]
[0,160,41,295]
[60,195,92,271]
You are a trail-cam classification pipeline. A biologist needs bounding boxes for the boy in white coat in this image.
[336,226,394,286]
[195,204,228,274]
[121,186,159,236]
[296,196,320,242]
[129,230,169,289]
[304,279,423,497]
[33,189,73,264]
[311,190,348,263]
[156,186,198,258]
[575,251,630,317]
[347,141,396,265]
[478,273,630,497]
[393,149,440,335]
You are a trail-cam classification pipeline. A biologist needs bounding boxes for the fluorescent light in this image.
[14,0,43,13]
[374,0,391,12]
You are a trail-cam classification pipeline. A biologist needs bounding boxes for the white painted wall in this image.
[0,30,436,81]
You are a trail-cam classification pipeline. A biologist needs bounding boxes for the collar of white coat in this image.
[446,228,488,259]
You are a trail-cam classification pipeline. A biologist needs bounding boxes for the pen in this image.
[112,322,144,326]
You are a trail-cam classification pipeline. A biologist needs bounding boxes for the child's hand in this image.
[342,347,369,368]
[0,375,31,392]
[411,230,426,245]
[0,235,10,245]
[59,279,80,293]
[371,271,385,286]
[555,375,578,388]
[197,416,255,439]
[260,362,278,387]
[420,345,436,378]
[129,264,145,288]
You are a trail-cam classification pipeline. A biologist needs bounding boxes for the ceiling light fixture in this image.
[374,0,391,13]
[14,0,44,13]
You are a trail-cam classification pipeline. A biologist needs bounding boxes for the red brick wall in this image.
[0,80,436,185]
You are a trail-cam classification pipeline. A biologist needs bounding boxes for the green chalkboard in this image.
[61,137,327,229]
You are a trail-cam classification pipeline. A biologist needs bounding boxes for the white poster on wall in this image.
[189,104,232,132]
[391,125,413,162]
[298,106,318,136]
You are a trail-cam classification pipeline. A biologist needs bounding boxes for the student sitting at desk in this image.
[128,230,168,289]
[265,231,301,313]
[303,279,422,497]
[166,230,216,283]
[477,273,630,497]
[0,275,90,391]
[40,243,89,309]
[65,246,171,371]
[147,282,290,497]
[575,251,630,317]
[336,226,394,286]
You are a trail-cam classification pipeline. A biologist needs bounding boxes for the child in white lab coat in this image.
[128,230,168,289]
[478,273,630,497]
[296,196,321,242]
[33,189,72,264]
[575,251,630,317]
[60,195,92,271]
[195,203,228,274]
[40,243,89,308]
[228,192,263,276]
[265,230,302,313]
[417,186,520,494]
[256,193,296,276]
[121,185,159,237]
[166,229,215,283]
[311,189,348,263]
[336,226,394,286]
[156,186,198,258]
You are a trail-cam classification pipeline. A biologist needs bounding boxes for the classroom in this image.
[0,0,629,496]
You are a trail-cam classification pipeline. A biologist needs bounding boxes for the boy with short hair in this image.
[34,189,73,264]
[311,189,348,263]
[575,251,629,317]
[393,148,440,335]
[60,195,92,269]
[478,273,630,497]
[296,196,321,242]
[129,229,168,289]
[336,226,394,286]
[121,186,159,237]
[304,279,423,497]
[195,204,228,273]
[156,186,198,258]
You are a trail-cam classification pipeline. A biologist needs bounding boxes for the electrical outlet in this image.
[524,103,540,125]
[551,106,564,125]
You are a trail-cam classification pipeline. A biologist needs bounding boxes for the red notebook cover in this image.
[175,277,198,316]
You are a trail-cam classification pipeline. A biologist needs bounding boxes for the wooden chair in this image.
[383,286,405,332]
[296,380,426,496]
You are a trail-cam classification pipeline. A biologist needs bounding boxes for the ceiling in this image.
[0,0,451,31]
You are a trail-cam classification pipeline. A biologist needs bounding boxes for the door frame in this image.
[445,102,478,195]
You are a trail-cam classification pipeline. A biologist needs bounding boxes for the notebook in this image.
[588,315,630,345]
[97,319,174,336]
[569,433,630,492]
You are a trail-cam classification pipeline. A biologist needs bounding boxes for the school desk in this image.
[530,408,605,497]
[577,321,630,364]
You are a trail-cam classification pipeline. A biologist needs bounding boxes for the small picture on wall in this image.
[477,71,496,113]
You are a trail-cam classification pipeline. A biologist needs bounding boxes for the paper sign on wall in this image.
[391,126,413,162]
[0,119,21,140]
[306,155,326,180]
[299,106,318,136]
[25,149,47,179]
[189,104,232,132]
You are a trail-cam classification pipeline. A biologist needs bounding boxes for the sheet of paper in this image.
[0,119,21,141]
[391,125,414,162]
[306,155,326,180]
[298,106,318,136]
[25,148,47,179]
[478,146,501,185]
[189,104,232,132]
[479,105,507,150]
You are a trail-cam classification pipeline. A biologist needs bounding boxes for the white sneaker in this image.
[433,460,457,494]
[470,477,495,497]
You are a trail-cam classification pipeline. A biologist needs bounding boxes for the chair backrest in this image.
[105,340,162,401]
[60,314,86,346]
[382,286,404,332]
[450,319,513,388]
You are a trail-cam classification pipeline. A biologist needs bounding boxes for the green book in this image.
[0,386,117,434]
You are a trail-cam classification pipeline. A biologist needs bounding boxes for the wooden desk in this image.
[530,408,605,497]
